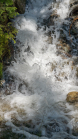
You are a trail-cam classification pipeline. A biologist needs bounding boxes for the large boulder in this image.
[66,91,78,103]
[13,0,26,14]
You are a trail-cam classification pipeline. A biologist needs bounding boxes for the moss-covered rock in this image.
[13,0,26,14]
[66,91,78,103]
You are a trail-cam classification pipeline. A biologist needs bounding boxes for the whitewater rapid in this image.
[1,0,78,138]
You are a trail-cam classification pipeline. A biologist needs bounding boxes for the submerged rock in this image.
[66,91,78,103]
[72,118,78,136]
[70,0,78,8]
[56,40,71,58]
[43,10,59,28]
[72,127,78,136]
[69,0,78,16]
[69,4,78,16]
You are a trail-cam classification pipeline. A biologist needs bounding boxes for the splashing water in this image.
[1,0,78,138]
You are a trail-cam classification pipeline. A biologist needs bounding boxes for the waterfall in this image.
[1,0,78,138]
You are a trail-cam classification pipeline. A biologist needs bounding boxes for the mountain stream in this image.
[1,0,78,138]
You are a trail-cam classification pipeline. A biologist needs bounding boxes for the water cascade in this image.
[1,0,78,138]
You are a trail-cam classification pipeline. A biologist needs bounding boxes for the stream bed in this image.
[0,0,78,138]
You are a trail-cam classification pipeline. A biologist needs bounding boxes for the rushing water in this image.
[1,0,78,138]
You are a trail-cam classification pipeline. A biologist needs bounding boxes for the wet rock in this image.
[47,36,52,44]
[43,17,54,27]
[60,29,67,40]
[64,137,74,139]
[66,91,78,103]
[76,67,78,77]
[18,83,27,94]
[74,102,78,108]
[43,10,59,27]
[72,127,78,136]
[0,127,26,139]
[70,0,78,8]
[69,4,78,16]
[5,90,11,95]
[68,1,78,47]
[0,80,5,86]
[13,0,26,14]
[32,130,42,137]
[45,31,53,44]
[72,118,78,136]
[1,102,13,112]
[69,19,78,49]
[75,21,78,29]
[57,40,71,53]
[69,0,78,17]
[44,120,60,138]
[69,21,78,38]
[3,41,15,70]
[47,14,59,27]
[51,62,57,71]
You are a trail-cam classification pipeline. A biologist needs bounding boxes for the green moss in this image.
[0,0,18,79]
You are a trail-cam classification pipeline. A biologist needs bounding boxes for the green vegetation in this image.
[0,0,18,79]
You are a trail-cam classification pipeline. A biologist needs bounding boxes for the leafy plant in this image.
[0,0,18,79]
